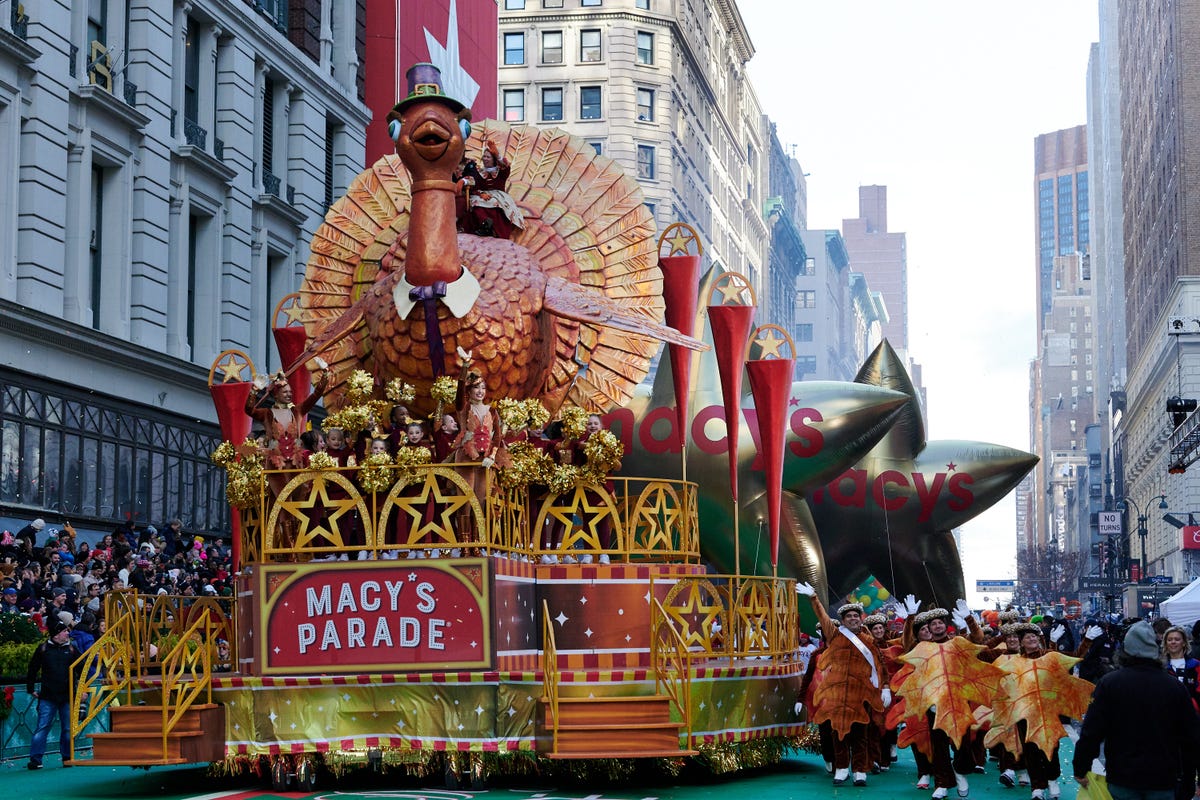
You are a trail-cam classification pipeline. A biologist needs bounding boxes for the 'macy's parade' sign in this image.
[259,561,490,674]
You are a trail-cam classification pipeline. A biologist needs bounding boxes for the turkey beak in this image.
[410,119,452,162]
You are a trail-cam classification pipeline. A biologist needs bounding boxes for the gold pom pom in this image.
[558,405,587,439]
[345,369,375,404]
[524,399,550,430]
[210,441,236,467]
[385,378,416,405]
[306,451,337,470]
[431,376,457,405]
[357,453,395,494]
[582,429,623,480]
[495,398,527,431]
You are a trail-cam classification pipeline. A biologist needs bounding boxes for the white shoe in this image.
[598,553,610,564]
[579,554,593,564]
[1031,791,1044,800]
[852,771,866,786]
[932,789,947,799]
[917,775,931,790]
[430,548,441,559]
[415,551,426,559]
[823,761,833,774]
[406,550,419,559]
[540,554,556,564]
[357,550,370,561]
[382,550,399,560]
[999,769,1015,788]
[1017,771,1030,786]
[563,555,577,564]
[450,548,462,558]
[957,774,970,792]
[1046,779,1059,799]
[832,767,848,785]
[338,553,349,561]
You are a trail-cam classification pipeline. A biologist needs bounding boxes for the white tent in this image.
[1159,577,1200,627]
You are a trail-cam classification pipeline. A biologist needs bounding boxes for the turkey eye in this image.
[458,119,472,141]
[388,119,402,141]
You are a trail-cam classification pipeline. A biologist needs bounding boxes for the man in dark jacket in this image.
[1073,620,1200,797]
[26,619,83,769]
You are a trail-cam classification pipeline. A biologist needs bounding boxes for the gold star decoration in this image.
[275,292,305,327]
[389,471,472,546]
[734,582,773,652]
[550,485,618,553]
[665,580,724,651]
[217,352,251,384]
[710,271,755,306]
[751,326,790,359]
[276,476,359,549]
[659,222,702,258]
[631,483,682,552]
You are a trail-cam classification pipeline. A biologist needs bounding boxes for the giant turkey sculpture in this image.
[295,64,705,414]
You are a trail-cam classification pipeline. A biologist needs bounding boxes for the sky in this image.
[738,2,1101,608]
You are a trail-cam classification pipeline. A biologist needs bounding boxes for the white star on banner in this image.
[555,611,568,626]
[424,0,480,108]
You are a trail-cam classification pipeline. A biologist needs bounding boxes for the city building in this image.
[764,121,808,355]
[841,185,908,350]
[1108,0,1200,586]
[494,0,771,304]
[0,1,369,539]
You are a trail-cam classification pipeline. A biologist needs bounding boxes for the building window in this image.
[504,32,525,65]
[796,323,814,342]
[589,141,603,155]
[90,165,106,330]
[636,31,654,64]
[542,31,563,63]
[324,118,338,209]
[580,85,602,119]
[636,144,655,179]
[184,17,200,129]
[581,0,602,5]
[796,356,817,375]
[580,29,602,62]
[543,0,564,6]
[262,76,276,182]
[503,89,525,122]
[636,87,654,121]
[504,0,526,9]
[636,0,650,8]
[797,290,816,309]
[800,257,815,276]
[645,201,656,219]
[541,87,563,121]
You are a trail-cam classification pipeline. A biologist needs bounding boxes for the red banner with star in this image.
[259,561,491,674]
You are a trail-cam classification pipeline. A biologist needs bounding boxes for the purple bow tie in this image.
[409,281,450,376]
[409,281,448,302]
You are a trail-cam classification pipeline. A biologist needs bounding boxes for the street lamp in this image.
[1117,494,1169,582]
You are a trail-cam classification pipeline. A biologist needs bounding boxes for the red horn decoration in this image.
[707,305,756,498]
[208,350,256,572]
[745,325,795,568]
[272,294,312,402]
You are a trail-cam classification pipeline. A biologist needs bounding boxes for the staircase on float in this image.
[82,704,225,766]
[539,695,697,759]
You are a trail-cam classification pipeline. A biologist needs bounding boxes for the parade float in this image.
[65,65,1035,789]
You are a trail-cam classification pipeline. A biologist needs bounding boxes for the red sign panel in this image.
[1183,526,1200,550]
[364,0,499,164]
[259,561,490,674]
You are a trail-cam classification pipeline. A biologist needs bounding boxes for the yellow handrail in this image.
[650,597,693,750]
[541,599,560,754]
[159,608,216,761]
[69,605,139,761]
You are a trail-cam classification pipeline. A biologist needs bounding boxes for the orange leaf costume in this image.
[807,601,889,738]
[987,652,1093,758]
[894,638,1004,747]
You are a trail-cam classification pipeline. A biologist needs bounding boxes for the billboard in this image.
[1183,525,1200,550]
[365,0,499,164]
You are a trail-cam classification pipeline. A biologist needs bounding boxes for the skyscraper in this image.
[1033,126,1089,337]
[841,186,908,350]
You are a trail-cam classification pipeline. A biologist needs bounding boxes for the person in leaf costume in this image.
[796,582,891,787]
[989,622,1093,800]
[864,611,902,772]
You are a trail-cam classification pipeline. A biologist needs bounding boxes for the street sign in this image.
[975,579,1017,591]
[1148,574,1174,585]
[1079,576,1122,592]
[1097,511,1122,535]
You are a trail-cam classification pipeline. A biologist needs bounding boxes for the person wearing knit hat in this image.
[796,582,890,787]
[862,611,901,774]
[1074,620,1200,797]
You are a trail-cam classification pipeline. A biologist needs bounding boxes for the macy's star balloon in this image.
[801,341,1038,604]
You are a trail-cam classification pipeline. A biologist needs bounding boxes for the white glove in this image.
[1050,623,1066,643]
[481,456,495,469]
[794,701,803,715]
[711,619,722,634]
[951,612,967,630]
[902,594,921,616]
[794,581,816,597]
[954,599,973,621]
[314,356,328,370]
[457,346,472,363]
[881,687,892,708]
[1084,625,1103,640]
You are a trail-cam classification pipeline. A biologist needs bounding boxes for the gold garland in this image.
[356,453,395,494]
